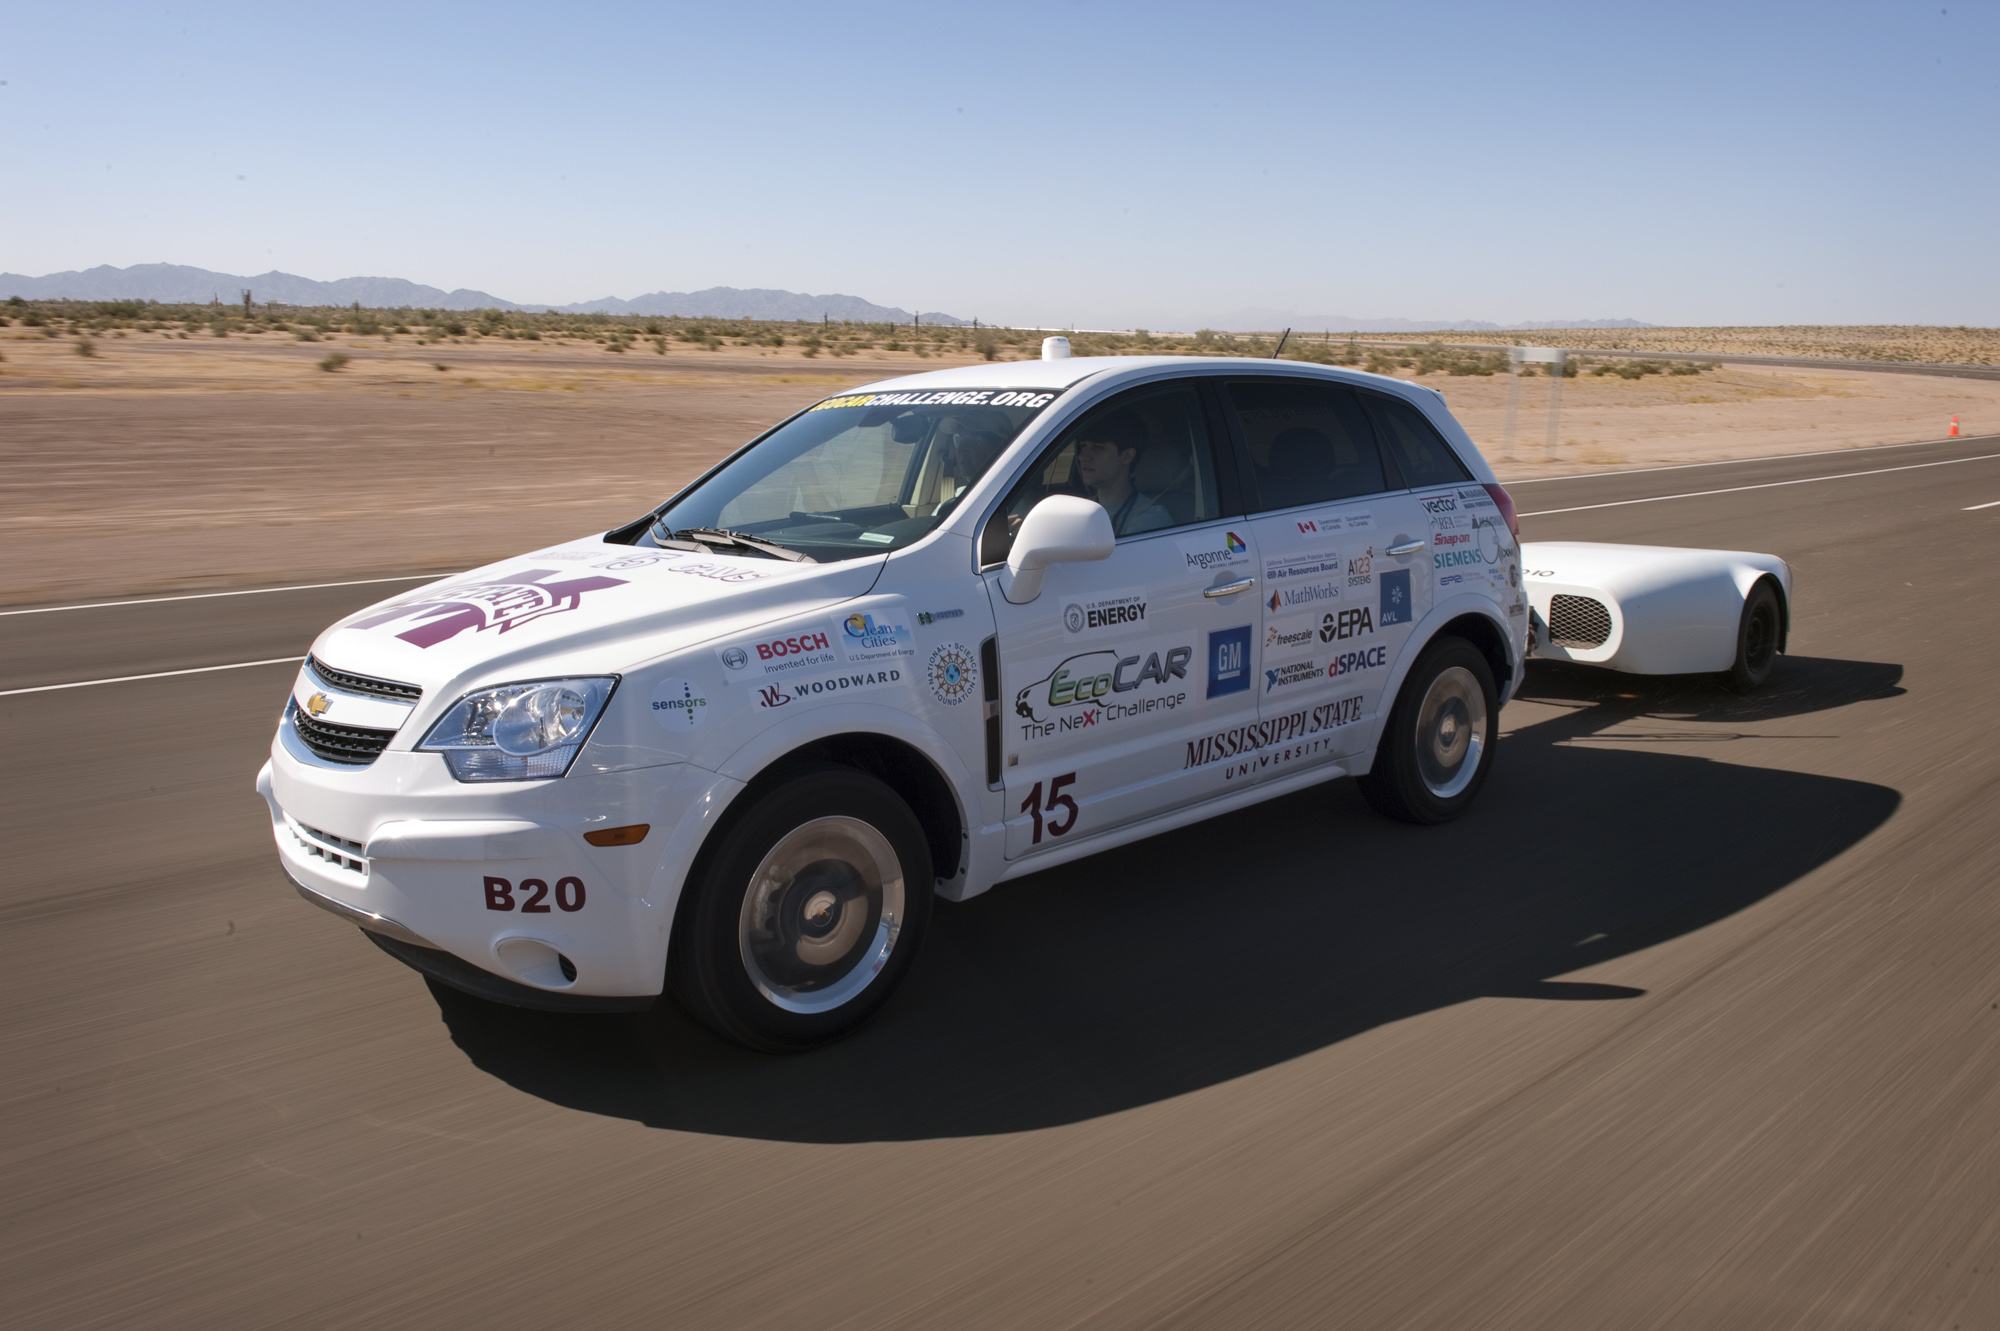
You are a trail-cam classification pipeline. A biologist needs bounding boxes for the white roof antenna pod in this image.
[1041,336,1071,360]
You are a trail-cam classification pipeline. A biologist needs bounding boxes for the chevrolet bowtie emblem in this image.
[305,692,332,717]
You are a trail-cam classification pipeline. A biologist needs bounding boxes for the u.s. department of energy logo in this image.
[927,642,977,706]
[1064,603,1086,634]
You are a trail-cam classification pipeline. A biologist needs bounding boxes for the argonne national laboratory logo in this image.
[927,642,977,705]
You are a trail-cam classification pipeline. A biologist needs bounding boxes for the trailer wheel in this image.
[1723,581,1783,693]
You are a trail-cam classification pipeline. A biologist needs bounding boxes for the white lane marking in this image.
[0,657,303,697]
[1518,452,2000,518]
[1965,500,2000,511]
[1504,433,1979,484]
[0,574,436,618]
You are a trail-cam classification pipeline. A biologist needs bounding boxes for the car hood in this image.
[309,538,886,700]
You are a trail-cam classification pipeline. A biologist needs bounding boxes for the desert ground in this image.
[2,328,1996,605]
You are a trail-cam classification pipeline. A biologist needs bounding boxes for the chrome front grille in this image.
[292,709,398,765]
[287,817,367,876]
[306,656,422,702]
[1548,594,1614,648]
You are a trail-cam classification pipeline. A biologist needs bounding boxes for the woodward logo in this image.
[786,669,903,701]
[350,568,629,649]
[1183,695,1365,769]
[757,685,791,708]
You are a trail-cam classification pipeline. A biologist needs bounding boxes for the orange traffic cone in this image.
[1950,415,1960,437]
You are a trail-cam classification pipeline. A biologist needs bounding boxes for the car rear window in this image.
[1226,379,1389,512]
[1365,394,1473,489]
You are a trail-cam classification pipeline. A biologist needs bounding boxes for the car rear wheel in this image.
[1723,580,1783,693]
[1359,636,1498,825]
[670,766,933,1052]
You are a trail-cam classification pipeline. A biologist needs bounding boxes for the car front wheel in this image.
[1358,636,1498,825]
[1723,580,1783,693]
[669,766,933,1051]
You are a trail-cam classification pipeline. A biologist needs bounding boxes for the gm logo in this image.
[1206,624,1252,699]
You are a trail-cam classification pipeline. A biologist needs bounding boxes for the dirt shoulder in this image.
[2,334,1994,605]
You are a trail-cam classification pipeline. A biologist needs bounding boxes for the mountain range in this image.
[0,264,968,325]
[0,264,1652,332]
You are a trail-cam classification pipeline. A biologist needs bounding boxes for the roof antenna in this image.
[1271,328,1291,359]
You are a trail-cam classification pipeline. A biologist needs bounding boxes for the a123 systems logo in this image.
[927,642,977,705]
[1347,552,1372,586]
[1207,625,1252,699]
[1379,569,1413,626]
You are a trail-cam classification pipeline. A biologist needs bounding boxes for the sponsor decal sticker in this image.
[1013,644,1191,737]
[1183,695,1367,779]
[1178,530,1252,573]
[1062,588,1148,638]
[1265,659,1324,693]
[1321,606,1374,642]
[808,389,1058,412]
[1346,551,1373,586]
[928,642,978,706]
[1293,510,1374,538]
[596,553,682,570]
[349,568,630,649]
[1268,580,1342,610]
[1206,625,1252,699]
[666,560,780,584]
[916,608,964,626]
[651,677,710,730]
[767,668,905,707]
[840,609,915,663]
[1265,613,1317,650]
[1326,644,1388,678]
[1264,548,1344,583]
[1456,486,1497,509]
[717,629,839,683]
[1419,493,1458,515]
[1379,569,1413,626]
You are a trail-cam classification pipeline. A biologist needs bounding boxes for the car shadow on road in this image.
[428,653,1905,1142]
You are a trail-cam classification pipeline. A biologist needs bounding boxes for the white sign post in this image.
[1511,346,1568,462]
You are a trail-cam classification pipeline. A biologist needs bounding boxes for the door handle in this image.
[1204,578,1256,599]
[1386,539,1425,556]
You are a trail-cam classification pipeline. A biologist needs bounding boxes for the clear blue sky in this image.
[4,1,1994,327]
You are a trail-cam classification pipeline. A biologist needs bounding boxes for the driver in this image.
[1076,410,1170,535]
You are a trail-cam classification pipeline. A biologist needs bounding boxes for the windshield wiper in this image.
[674,527,816,563]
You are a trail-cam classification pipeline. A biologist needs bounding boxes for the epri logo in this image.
[349,568,627,649]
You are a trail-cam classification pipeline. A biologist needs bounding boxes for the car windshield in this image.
[639,388,1061,563]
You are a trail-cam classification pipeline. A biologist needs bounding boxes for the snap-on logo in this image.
[757,631,830,660]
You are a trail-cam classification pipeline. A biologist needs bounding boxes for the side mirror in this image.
[1002,495,1115,604]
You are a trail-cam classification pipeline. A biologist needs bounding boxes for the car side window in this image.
[980,382,1222,566]
[1365,394,1473,489]
[1226,379,1390,511]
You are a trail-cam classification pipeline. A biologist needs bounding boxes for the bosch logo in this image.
[756,631,830,661]
[721,647,749,670]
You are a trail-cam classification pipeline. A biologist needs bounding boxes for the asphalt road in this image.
[6,434,2000,1328]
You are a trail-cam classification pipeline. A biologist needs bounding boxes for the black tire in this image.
[669,766,933,1052]
[1358,636,1499,825]
[1723,580,1783,693]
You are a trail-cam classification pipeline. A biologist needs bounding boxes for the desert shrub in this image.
[74,338,96,357]
[318,352,351,372]
[523,328,539,340]
[439,318,466,336]
[5,295,22,306]
[884,336,903,351]
[652,336,667,354]
[643,321,662,335]
[22,311,46,327]
[800,334,823,358]
[295,329,321,342]
[434,362,450,371]
[974,329,999,360]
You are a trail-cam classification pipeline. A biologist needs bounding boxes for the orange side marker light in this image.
[583,824,651,847]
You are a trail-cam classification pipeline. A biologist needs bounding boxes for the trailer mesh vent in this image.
[1547,594,1613,648]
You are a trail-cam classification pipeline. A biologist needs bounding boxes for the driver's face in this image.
[1076,437,1133,489]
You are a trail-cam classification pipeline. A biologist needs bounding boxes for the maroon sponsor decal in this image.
[351,568,628,648]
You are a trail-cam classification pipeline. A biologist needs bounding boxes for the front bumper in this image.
[258,727,739,1000]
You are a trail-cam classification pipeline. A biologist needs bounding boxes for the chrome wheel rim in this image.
[738,816,904,1015]
[1416,665,1487,799]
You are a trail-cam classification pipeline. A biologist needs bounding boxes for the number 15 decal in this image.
[1021,772,1079,845]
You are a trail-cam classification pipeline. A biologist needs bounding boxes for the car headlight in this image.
[418,677,617,782]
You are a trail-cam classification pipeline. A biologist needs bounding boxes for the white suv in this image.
[260,353,1530,1049]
